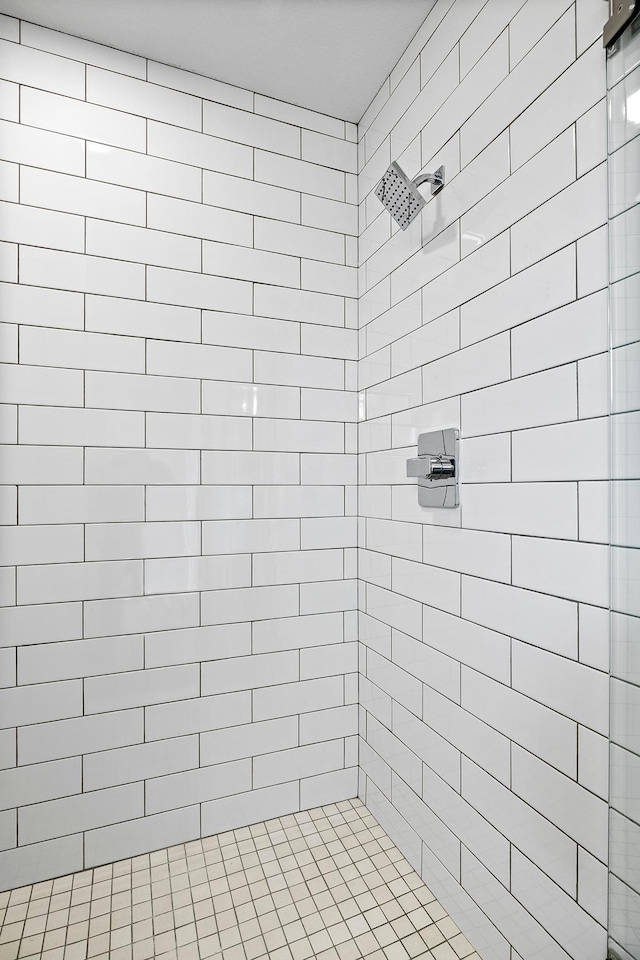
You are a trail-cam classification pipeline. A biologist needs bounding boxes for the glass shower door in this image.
[608,13,640,960]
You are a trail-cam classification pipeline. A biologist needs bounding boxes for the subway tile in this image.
[302,194,358,236]
[21,325,145,374]
[19,782,143,845]
[86,520,200,561]
[22,167,145,227]
[301,388,357,423]
[302,129,356,172]
[88,65,201,129]
[422,233,511,326]
[0,758,80,811]
[17,559,143,605]
[203,311,299,352]
[253,548,343,586]
[0,120,84,176]
[422,333,510,404]
[201,584,299,625]
[462,364,577,437]
[422,605,510,684]
[0,239,16,281]
[202,451,299,485]
[147,265,252,312]
[256,217,344,265]
[0,37,84,96]
[512,290,607,378]
[462,575,577,659]
[147,59,250,108]
[255,283,345,326]
[252,611,344,653]
[84,663,199,714]
[256,94,343,137]
[146,412,252,450]
[145,691,250,741]
[20,247,145,299]
[256,739,345,790]
[0,158,17,201]
[512,417,609,481]
[85,448,200,484]
[255,418,343,453]
[204,169,300,222]
[255,352,344,391]
[145,485,251,521]
[201,717,298,765]
[148,193,252,247]
[21,86,145,151]
[90,295,200,342]
[462,481,578,540]
[18,709,142,765]
[204,379,300,420]
[300,641,357,679]
[84,592,199,639]
[204,100,300,156]
[512,640,608,735]
[0,363,82,407]
[202,651,298,695]
[85,805,199,868]
[0,523,82,566]
[0,680,82,728]
[511,164,607,274]
[0,13,18,41]
[0,601,82,649]
[145,623,250,667]
[302,259,356,298]
[146,757,251,814]
[300,704,357,744]
[253,677,343,721]
[86,371,200,414]
[254,485,344,518]
[21,21,145,77]
[0,197,83,251]
[255,148,343,200]
[204,239,300,287]
[87,143,201,200]
[300,578,357,614]
[87,219,201,270]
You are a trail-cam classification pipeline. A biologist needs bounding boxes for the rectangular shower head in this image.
[375,161,426,231]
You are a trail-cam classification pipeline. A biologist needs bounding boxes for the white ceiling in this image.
[0,0,437,122]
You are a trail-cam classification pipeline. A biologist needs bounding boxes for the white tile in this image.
[201,584,298,625]
[85,448,199,485]
[84,663,199,714]
[512,291,607,379]
[145,622,250,667]
[0,13,18,41]
[301,388,357,422]
[0,118,83,175]
[422,605,510,684]
[0,158,17,201]
[301,516,357,549]
[202,651,298,695]
[391,310,459,377]
[392,630,460,703]
[203,781,299,834]
[300,578,357,614]
[301,641,357,679]
[0,362,82,407]
[0,757,80,810]
[21,21,145,76]
[367,517,421,561]
[87,66,201,129]
[204,169,300,222]
[578,98,607,177]
[462,575,577,659]
[512,746,608,862]
[580,603,610,672]
[256,94,343,137]
[84,592,199,639]
[0,78,17,121]
[146,485,250,522]
[388,222,459,307]
[0,197,83,251]
[203,239,300,287]
[463,669,577,778]
[0,445,82,485]
[510,41,604,171]
[300,704,357,744]
[578,726,609,800]
[462,365,577,437]
[85,805,200,867]
[18,633,142,685]
[203,518,299,555]
[254,485,344,518]
[86,370,199,414]
[460,0,526,78]
[420,233,511,326]
[147,265,252,312]
[145,690,250,741]
[461,9,575,166]
[579,480,609,543]
[511,164,607,274]
[0,239,16,281]
[86,294,200,342]
[509,0,572,67]
[83,735,198,791]
[253,677,344,721]
[148,193,252,246]
[0,681,81,728]
[204,100,300,157]
[577,0,608,54]
[22,167,145,227]
[21,86,145,150]
[87,143,201,201]
[512,417,608,481]
[146,412,251,450]
[256,148,344,203]
[18,709,142,765]
[459,433,510,483]
[462,482,578,539]
[255,283,345,326]
[255,351,343,389]
[255,418,343,453]
[17,559,142,605]
[256,217,344,264]
[302,193,358,236]
[20,247,145,299]
[253,611,343,653]
[253,548,343,585]
[20,326,145,373]
[86,520,200,561]
[302,259,357,298]
[390,557,459,614]
[201,717,298,765]
[302,129,356,172]
[203,451,298,485]
[512,536,608,607]
[0,36,84,96]
[147,59,251,108]
[0,523,82,566]
[203,380,299,419]
[86,219,201,270]
[578,847,608,927]
[365,583,422,641]
[21,406,144,448]
[205,312,299,354]
[421,334,510,404]
[423,525,510,583]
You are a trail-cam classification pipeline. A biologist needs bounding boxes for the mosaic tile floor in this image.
[0,798,480,960]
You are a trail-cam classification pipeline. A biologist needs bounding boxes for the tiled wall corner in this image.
[356,2,610,959]
[0,15,358,890]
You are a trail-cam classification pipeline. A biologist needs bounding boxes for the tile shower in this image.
[0,1,633,960]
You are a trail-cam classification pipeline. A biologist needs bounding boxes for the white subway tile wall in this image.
[0,14,358,891]
[357,4,609,960]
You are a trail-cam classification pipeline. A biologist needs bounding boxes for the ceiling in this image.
[0,0,437,122]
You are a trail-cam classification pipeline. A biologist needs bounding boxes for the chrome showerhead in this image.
[375,161,445,231]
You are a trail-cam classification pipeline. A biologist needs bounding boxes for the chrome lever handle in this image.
[406,455,455,480]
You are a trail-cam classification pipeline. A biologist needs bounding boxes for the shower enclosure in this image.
[607,11,640,960]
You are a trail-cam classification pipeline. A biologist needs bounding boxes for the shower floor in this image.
[0,798,479,960]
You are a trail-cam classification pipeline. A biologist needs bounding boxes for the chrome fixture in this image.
[374,161,445,230]
[603,0,638,47]
[406,428,459,508]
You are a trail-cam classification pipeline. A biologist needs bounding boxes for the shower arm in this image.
[413,167,445,191]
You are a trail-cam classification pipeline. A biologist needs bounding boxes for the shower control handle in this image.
[406,454,455,480]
